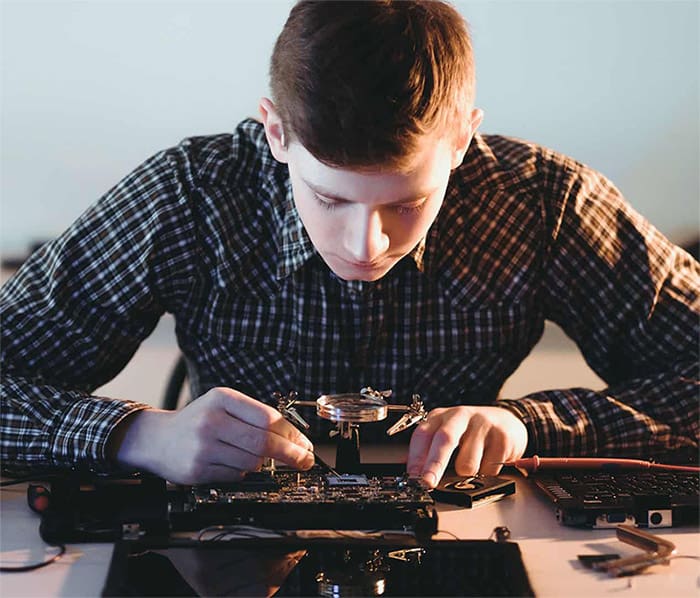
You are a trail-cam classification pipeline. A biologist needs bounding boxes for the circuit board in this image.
[168,466,438,538]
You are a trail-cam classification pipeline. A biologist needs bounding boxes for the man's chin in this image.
[327,258,395,282]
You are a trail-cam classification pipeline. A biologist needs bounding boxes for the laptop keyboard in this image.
[545,471,699,504]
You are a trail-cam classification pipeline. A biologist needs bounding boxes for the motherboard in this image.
[169,465,438,538]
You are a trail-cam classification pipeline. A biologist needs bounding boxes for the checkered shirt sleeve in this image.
[493,139,699,457]
[0,145,200,471]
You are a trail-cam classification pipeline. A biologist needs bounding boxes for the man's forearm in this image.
[0,373,151,472]
[499,361,699,458]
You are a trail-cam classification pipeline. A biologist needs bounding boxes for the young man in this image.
[1,1,697,488]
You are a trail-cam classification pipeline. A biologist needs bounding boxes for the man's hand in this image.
[108,387,315,484]
[406,406,528,488]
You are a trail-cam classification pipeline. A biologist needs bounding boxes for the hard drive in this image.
[431,473,516,507]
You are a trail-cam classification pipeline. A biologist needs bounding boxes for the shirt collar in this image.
[276,177,429,280]
[276,180,317,280]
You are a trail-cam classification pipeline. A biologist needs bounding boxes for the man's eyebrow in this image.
[302,179,437,205]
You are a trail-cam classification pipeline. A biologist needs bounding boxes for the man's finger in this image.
[418,415,467,487]
[478,449,506,476]
[214,388,313,450]
[476,428,509,476]
[453,414,490,477]
[214,417,314,470]
[406,412,444,476]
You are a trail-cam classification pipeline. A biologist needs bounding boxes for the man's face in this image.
[285,135,457,282]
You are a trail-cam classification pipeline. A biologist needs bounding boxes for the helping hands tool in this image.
[273,390,341,476]
[274,388,427,474]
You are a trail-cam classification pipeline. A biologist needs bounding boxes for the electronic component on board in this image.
[326,474,370,487]
[168,465,438,539]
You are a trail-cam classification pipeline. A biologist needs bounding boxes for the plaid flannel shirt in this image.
[1,119,698,471]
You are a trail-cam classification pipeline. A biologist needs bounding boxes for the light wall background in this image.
[1,0,698,256]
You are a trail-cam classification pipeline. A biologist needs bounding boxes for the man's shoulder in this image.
[475,133,583,179]
[167,118,281,188]
[451,132,595,205]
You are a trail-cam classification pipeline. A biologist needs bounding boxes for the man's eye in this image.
[313,194,338,211]
[395,202,426,215]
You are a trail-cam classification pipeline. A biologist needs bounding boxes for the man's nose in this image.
[345,208,390,262]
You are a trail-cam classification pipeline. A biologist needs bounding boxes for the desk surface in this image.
[1,454,699,597]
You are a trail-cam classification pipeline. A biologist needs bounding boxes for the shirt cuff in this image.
[48,397,151,472]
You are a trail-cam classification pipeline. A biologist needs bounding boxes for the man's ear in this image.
[259,97,289,163]
[451,107,484,169]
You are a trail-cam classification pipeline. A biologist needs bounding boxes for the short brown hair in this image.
[270,0,475,169]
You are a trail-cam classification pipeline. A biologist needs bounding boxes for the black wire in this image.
[0,544,66,573]
[435,529,460,540]
[672,555,700,560]
[197,525,287,541]
[0,474,67,572]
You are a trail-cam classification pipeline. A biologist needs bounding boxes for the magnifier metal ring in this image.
[316,393,389,423]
